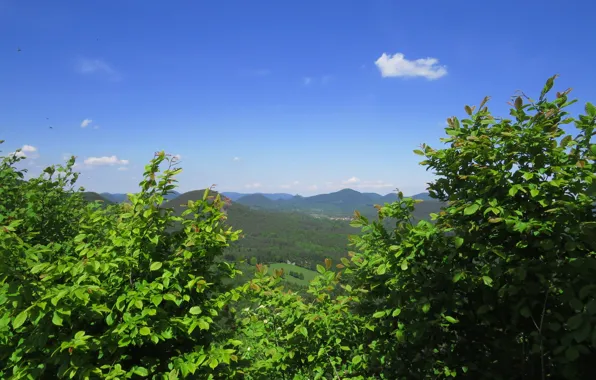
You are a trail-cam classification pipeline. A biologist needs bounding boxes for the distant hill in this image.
[232,189,441,219]
[411,192,435,201]
[222,192,294,201]
[235,194,275,208]
[82,192,114,204]
[100,191,180,203]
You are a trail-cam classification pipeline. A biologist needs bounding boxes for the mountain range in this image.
[86,189,441,221]
[230,189,437,218]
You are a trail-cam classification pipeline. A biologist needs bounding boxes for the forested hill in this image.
[234,188,444,218]
[81,189,444,270]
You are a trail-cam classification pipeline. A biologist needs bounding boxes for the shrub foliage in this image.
[1,76,596,379]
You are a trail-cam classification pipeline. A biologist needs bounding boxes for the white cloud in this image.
[10,144,38,158]
[245,182,262,189]
[83,155,129,166]
[77,58,120,80]
[233,156,241,161]
[375,52,447,80]
[117,167,128,171]
[173,154,182,160]
[81,119,92,128]
[342,176,361,185]
[308,184,318,191]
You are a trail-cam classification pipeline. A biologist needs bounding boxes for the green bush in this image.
[2,76,596,379]
[234,76,596,379]
[0,149,243,378]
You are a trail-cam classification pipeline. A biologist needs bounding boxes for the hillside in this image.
[232,188,444,220]
[161,191,357,270]
[82,192,114,204]
[222,192,294,201]
[234,193,275,208]
[100,191,180,203]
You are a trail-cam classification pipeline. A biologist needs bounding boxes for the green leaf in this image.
[454,237,464,248]
[520,306,531,318]
[565,346,579,362]
[522,172,534,180]
[189,306,202,315]
[12,310,28,329]
[567,314,584,330]
[585,102,596,117]
[52,311,63,326]
[376,264,387,275]
[530,189,540,197]
[422,303,430,313]
[316,264,325,274]
[464,204,479,216]
[352,355,362,365]
[373,311,385,318]
[401,260,408,271]
[209,358,219,369]
[591,144,596,156]
[392,308,401,317]
[573,320,591,343]
[151,295,163,307]
[413,149,424,156]
[453,272,464,283]
[444,315,458,324]
[133,367,149,376]
[299,326,308,337]
[150,262,163,271]
[482,276,493,287]
[541,75,557,98]
[139,327,151,336]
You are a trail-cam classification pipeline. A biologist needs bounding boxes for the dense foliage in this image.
[2,76,596,379]
[0,150,244,378]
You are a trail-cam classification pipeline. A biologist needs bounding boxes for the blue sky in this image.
[1,0,595,196]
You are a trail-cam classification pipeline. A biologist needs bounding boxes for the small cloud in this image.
[92,125,100,130]
[81,119,92,128]
[293,180,300,185]
[22,145,37,153]
[83,155,129,166]
[375,52,447,80]
[233,156,241,162]
[303,77,312,86]
[342,176,361,185]
[117,166,128,171]
[245,182,262,189]
[10,144,38,159]
[307,184,318,191]
[173,154,182,160]
[77,58,120,81]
